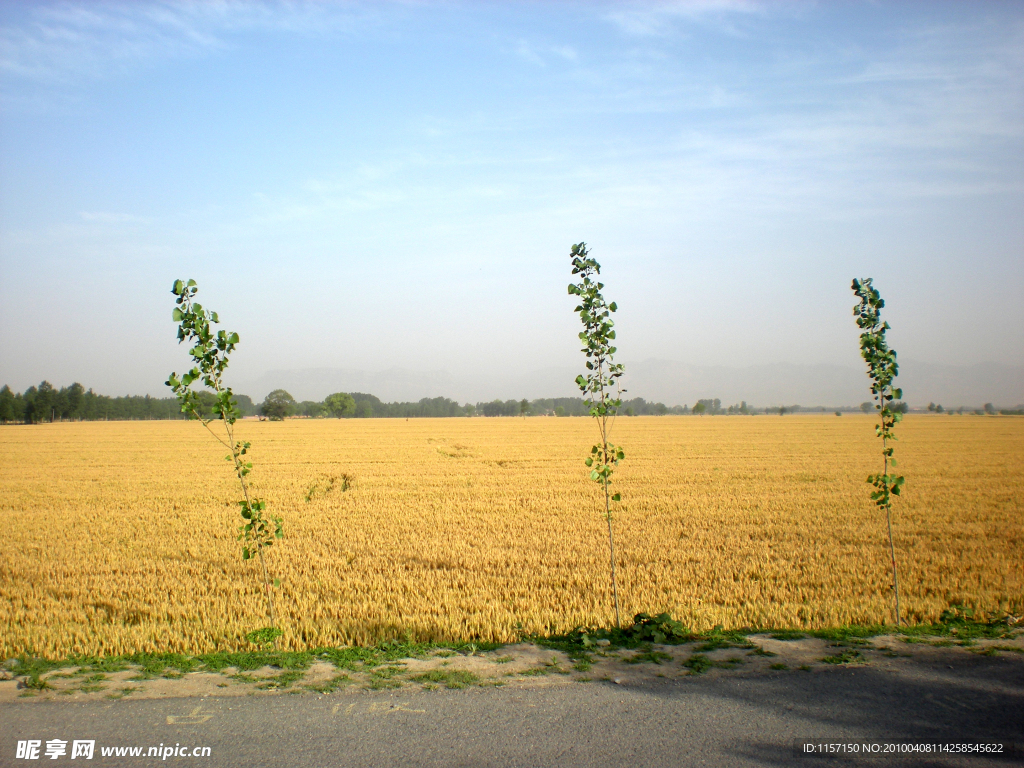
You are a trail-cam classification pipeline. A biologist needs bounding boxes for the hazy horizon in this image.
[2,1,1022,401]
[4,357,1022,412]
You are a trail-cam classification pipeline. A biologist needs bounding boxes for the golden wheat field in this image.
[1,415,1021,658]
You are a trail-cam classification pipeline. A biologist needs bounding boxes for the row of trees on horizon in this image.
[0,382,1016,424]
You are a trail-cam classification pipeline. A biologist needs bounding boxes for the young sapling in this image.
[852,278,906,626]
[166,279,283,630]
[568,243,626,627]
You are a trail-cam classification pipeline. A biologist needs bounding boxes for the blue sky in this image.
[1,1,1022,401]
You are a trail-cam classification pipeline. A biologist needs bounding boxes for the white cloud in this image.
[514,39,546,67]
[603,0,769,37]
[550,45,577,62]
[512,39,580,68]
[78,211,150,224]
[2,3,219,84]
[0,0,380,87]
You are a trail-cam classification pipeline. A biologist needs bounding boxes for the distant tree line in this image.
[255,393,692,420]
[3,381,1015,424]
[476,397,688,417]
[0,381,260,424]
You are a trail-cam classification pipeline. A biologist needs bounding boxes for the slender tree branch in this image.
[570,243,626,629]
[169,279,282,633]
[853,278,905,627]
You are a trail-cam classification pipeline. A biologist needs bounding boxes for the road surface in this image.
[3,647,1021,767]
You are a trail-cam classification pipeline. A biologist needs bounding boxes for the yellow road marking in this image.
[166,706,212,725]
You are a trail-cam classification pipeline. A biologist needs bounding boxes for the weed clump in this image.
[411,669,479,689]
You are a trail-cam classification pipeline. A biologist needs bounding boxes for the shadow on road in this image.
[638,648,1023,766]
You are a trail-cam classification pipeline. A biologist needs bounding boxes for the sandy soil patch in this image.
[3,632,1020,703]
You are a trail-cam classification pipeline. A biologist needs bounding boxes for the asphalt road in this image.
[3,649,1022,768]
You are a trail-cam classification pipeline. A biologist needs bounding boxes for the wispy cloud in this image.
[550,45,577,62]
[200,7,1023,248]
[2,3,220,84]
[603,0,769,37]
[514,39,545,67]
[513,39,579,67]
[0,1,381,87]
[78,211,151,224]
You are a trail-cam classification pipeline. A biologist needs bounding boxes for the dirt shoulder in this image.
[3,630,1022,704]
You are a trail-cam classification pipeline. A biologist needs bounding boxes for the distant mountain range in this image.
[240,359,1023,410]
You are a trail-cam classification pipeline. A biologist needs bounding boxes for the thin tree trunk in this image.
[229,421,277,628]
[605,480,620,628]
[237,472,276,627]
[198,411,278,628]
[884,440,901,626]
[596,356,620,628]
[885,503,901,627]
